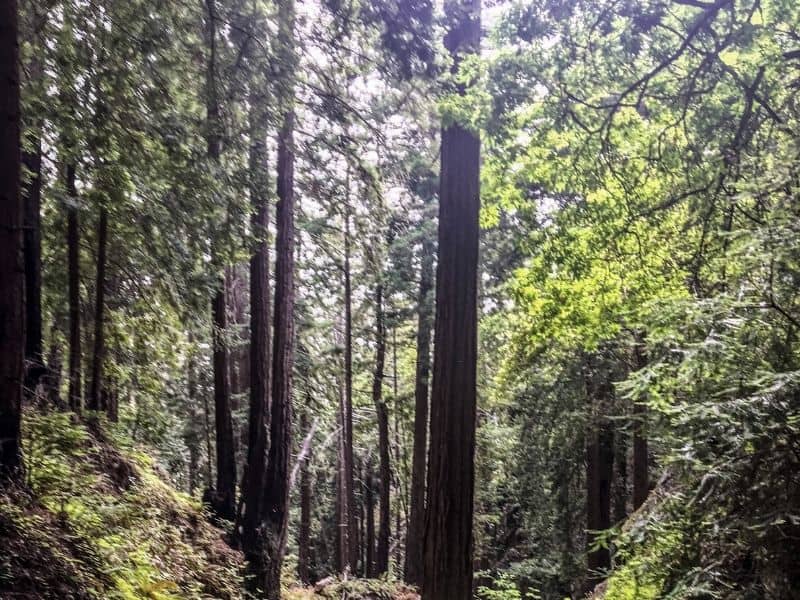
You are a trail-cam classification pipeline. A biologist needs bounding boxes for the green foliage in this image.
[1,411,245,600]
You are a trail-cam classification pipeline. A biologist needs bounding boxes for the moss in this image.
[0,410,244,600]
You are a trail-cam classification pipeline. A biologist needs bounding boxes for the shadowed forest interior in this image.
[1,0,800,598]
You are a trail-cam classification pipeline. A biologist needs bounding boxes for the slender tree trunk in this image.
[260,0,296,586]
[88,207,108,411]
[21,0,45,405]
[423,3,481,597]
[241,89,272,585]
[337,374,350,574]
[632,337,649,510]
[205,0,236,521]
[365,459,376,577]
[343,203,359,572]
[405,219,434,585]
[66,163,82,413]
[0,0,24,482]
[22,142,43,400]
[613,428,627,524]
[298,411,312,585]
[372,283,391,574]
[585,364,614,590]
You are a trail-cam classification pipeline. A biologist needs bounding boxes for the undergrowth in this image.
[0,410,244,599]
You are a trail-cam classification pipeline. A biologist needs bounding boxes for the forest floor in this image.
[0,410,419,600]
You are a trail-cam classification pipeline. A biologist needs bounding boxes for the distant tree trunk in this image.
[632,337,649,510]
[241,90,272,586]
[423,3,481,597]
[88,207,108,412]
[405,221,434,585]
[585,364,614,589]
[298,411,312,585]
[66,163,82,414]
[364,460,376,577]
[343,203,359,572]
[22,141,43,400]
[336,375,350,574]
[260,0,296,585]
[613,428,627,524]
[261,110,294,599]
[372,283,391,574]
[0,0,25,482]
[205,0,236,521]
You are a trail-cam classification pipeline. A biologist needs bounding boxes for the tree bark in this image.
[88,207,108,412]
[260,106,294,599]
[372,283,391,574]
[613,427,627,524]
[422,2,481,597]
[336,374,350,574]
[0,0,24,482]
[66,163,82,414]
[405,218,434,585]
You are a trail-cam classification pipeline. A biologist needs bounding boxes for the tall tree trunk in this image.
[66,163,82,414]
[205,0,236,521]
[241,89,272,585]
[372,283,391,574]
[423,2,481,597]
[298,411,312,585]
[585,364,614,590]
[261,108,294,599]
[0,0,24,482]
[260,0,296,586]
[88,207,108,411]
[405,218,434,585]
[343,202,359,572]
[632,337,649,510]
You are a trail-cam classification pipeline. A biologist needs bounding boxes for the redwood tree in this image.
[0,0,24,482]
[260,0,296,593]
[422,0,481,596]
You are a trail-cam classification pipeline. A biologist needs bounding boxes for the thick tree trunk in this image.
[88,207,108,412]
[0,0,24,482]
[260,103,295,599]
[343,204,359,572]
[422,3,481,597]
[66,163,82,413]
[298,412,312,585]
[241,91,272,586]
[405,221,434,585]
[372,283,391,574]
[632,337,649,510]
